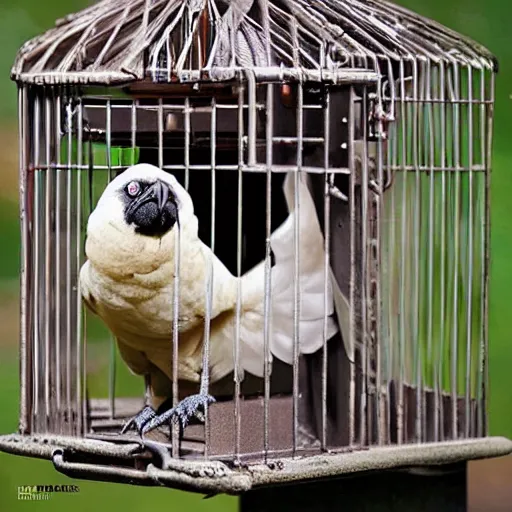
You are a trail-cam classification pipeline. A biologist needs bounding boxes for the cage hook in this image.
[329,184,348,202]
[141,439,174,469]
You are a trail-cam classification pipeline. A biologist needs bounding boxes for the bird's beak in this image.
[155,180,170,213]
[124,178,178,237]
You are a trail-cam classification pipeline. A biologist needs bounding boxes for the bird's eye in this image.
[126,181,141,198]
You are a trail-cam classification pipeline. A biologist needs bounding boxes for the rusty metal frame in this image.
[0,433,510,495]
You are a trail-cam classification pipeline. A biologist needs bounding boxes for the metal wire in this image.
[184,97,190,190]
[360,86,369,447]
[105,99,116,421]
[28,163,353,174]
[438,61,448,442]
[348,85,357,447]
[234,83,244,462]
[481,71,495,438]
[66,93,74,435]
[292,81,303,456]
[263,82,273,461]
[171,189,181,456]
[385,85,397,445]
[425,61,436,443]
[451,63,461,441]
[375,77,385,446]
[44,94,53,433]
[411,60,422,445]
[397,61,407,445]
[18,85,29,435]
[76,98,84,437]
[465,65,474,439]
[201,95,217,459]
[321,89,331,450]
[32,92,41,433]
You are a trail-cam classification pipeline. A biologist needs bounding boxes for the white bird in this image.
[79,163,338,434]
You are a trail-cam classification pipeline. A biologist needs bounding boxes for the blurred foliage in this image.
[0,0,511,509]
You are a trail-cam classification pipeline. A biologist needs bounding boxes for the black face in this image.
[123,179,179,237]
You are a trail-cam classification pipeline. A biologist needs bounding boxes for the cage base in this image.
[88,395,321,461]
[0,433,510,495]
[241,462,468,512]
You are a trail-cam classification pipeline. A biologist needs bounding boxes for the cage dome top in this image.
[12,0,497,86]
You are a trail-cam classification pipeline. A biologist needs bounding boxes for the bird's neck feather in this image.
[85,218,202,279]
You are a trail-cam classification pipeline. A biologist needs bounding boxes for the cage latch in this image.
[368,93,393,141]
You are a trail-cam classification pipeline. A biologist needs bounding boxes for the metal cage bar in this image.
[262,82,273,462]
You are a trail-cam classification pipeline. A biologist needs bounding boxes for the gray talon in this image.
[142,393,216,434]
[121,405,157,435]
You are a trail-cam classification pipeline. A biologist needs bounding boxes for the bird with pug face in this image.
[80,163,338,434]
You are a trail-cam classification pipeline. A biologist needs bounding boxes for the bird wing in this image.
[269,172,339,364]
[236,172,339,377]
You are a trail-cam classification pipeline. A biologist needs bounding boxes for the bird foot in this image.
[142,393,216,434]
[121,405,158,435]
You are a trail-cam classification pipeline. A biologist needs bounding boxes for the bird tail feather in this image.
[238,173,339,377]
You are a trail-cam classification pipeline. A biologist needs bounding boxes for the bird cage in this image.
[1,0,511,497]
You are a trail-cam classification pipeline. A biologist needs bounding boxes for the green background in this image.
[0,0,510,509]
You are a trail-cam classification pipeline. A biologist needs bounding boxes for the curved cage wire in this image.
[2,0,511,495]
[12,0,496,85]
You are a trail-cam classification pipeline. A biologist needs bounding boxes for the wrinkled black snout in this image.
[124,179,178,237]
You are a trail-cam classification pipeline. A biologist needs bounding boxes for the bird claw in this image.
[142,393,216,434]
[121,405,158,435]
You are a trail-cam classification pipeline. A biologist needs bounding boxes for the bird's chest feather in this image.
[85,259,212,340]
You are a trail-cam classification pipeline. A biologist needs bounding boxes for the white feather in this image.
[80,164,339,405]
[235,172,339,376]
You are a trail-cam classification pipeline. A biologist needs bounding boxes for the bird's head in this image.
[85,164,197,275]
[89,163,194,237]
[122,172,178,237]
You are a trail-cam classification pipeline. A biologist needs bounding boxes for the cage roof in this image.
[12,0,497,86]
